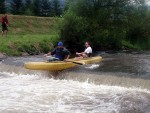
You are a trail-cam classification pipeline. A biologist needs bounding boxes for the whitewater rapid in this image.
[0,52,150,113]
[0,72,149,113]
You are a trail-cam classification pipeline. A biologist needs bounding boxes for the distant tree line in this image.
[0,0,65,17]
[0,0,6,14]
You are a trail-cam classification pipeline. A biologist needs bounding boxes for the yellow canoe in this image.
[24,56,102,71]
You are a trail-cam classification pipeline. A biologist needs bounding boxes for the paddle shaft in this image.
[51,57,84,65]
[66,61,84,65]
[46,56,84,65]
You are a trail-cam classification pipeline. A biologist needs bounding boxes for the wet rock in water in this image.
[0,53,6,60]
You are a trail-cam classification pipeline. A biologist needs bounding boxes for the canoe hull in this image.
[24,56,102,71]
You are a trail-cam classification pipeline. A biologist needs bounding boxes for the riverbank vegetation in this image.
[0,15,60,56]
[0,0,65,17]
[0,0,150,56]
[0,14,59,35]
[60,0,150,52]
[0,34,59,56]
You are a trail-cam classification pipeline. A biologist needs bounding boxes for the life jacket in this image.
[54,48,66,60]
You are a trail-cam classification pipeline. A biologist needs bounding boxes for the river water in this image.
[0,51,150,113]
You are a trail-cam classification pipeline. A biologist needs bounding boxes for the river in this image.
[0,51,150,113]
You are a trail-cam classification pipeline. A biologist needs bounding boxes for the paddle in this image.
[46,56,85,65]
[66,60,85,65]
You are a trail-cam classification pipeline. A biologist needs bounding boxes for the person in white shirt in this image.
[76,42,92,58]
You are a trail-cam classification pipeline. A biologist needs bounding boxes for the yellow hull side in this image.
[24,56,102,71]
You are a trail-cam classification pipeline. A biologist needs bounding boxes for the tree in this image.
[39,0,51,16]
[126,5,150,48]
[51,0,62,16]
[10,0,24,15]
[0,0,6,13]
[33,0,51,16]
[25,0,32,8]
[60,0,149,51]
[33,0,41,16]
[24,0,33,15]
[64,0,75,11]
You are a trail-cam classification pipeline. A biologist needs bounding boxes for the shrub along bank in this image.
[60,0,150,52]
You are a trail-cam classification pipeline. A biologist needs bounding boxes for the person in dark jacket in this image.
[44,41,70,61]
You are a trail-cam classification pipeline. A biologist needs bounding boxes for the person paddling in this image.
[44,41,70,61]
[76,42,92,58]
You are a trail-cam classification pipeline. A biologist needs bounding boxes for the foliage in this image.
[39,0,52,17]
[126,5,150,47]
[0,0,6,13]
[60,12,89,52]
[0,15,60,56]
[52,0,63,16]
[33,0,41,16]
[10,0,24,15]
[6,0,64,17]
[60,0,150,51]
[0,34,59,56]
[24,0,33,16]
[0,14,59,35]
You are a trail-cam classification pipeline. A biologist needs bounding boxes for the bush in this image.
[59,0,150,51]
[60,11,123,52]
[60,12,90,52]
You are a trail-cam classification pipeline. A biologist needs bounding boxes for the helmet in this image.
[58,41,63,46]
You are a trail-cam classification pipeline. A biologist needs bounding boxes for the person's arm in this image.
[76,52,85,55]
[3,17,8,26]
[64,49,71,61]
[64,55,70,61]
[5,21,8,26]
[44,52,51,57]
[44,48,56,57]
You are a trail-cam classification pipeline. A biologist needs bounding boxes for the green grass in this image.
[0,14,61,35]
[0,15,61,56]
[122,40,141,50]
[0,34,60,56]
[122,39,150,50]
[1,14,149,55]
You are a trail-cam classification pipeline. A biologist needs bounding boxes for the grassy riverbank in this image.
[0,14,60,34]
[0,14,149,56]
[0,15,60,56]
[0,34,59,56]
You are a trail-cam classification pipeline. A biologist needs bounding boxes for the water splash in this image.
[0,72,149,113]
[85,64,100,69]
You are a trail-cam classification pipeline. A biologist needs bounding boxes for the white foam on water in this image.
[85,64,100,69]
[0,72,150,113]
